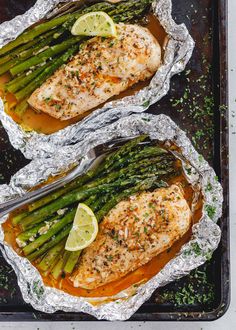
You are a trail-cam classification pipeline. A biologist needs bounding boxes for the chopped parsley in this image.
[205,205,216,219]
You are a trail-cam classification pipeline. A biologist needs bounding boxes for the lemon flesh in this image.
[71,11,117,37]
[65,203,98,251]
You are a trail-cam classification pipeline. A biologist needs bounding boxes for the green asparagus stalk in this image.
[0,0,151,57]
[51,250,71,279]
[18,146,172,215]
[83,195,98,208]
[6,62,51,94]
[96,177,167,222]
[51,257,64,279]
[0,40,37,66]
[10,36,82,76]
[16,222,44,246]
[0,29,64,75]
[0,27,64,66]
[0,2,113,56]
[27,223,72,261]
[17,213,65,245]
[20,176,148,230]
[89,193,111,213]
[37,239,66,272]
[97,135,148,174]
[28,173,90,212]
[14,44,80,101]
[63,250,82,274]
[23,209,76,255]
[14,99,29,117]
[106,147,169,174]
[0,57,21,75]
[12,209,30,226]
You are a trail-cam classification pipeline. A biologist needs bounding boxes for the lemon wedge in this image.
[65,203,98,251]
[71,11,117,37]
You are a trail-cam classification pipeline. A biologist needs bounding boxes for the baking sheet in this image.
[0,0,229,322]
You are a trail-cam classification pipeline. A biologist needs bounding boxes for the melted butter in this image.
[0,15,167,134]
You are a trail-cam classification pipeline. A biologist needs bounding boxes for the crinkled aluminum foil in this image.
[0,0,195,159]
[0,114,222,320]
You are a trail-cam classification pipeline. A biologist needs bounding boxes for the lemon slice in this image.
[65,203,98,251]
[71,11,117,37]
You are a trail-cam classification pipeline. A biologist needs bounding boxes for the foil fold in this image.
[0,114,223,320]
[0,0,194,159]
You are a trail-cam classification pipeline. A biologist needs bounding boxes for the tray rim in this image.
[0,0,230,322]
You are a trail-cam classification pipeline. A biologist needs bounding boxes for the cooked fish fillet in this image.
[28,23,161,120]
[71,184,192,290]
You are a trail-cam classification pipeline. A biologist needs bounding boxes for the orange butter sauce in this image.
[0,14,167,134]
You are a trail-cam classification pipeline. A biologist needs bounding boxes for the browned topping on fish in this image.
[71,184,191,290]
[28,24,161,120]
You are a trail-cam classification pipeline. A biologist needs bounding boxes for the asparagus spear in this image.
[51,250,71,279]
[17,213,65,246]
[10,36,82,76]
[89,193,111,213]
[63,250,82,274]
[83,195,98,208]
[28,173,90,212]
[0,0,151,56]
[96,135,148,174]
[27,223,72,261]
[23,209,75,255]
[14,44,80,101]
[14,99,29,117]
[37,239,66,272]
[0,2,110,56]
[6,62,51,94]
[0,29,64,75]
[96,177,167,222]
[20,176,149,230]
[107,146,169,173]
[0,28,58,66]
[12,209,30,226]
[0,40,37,66]
[16,222,44,247]
[17,146,172,216]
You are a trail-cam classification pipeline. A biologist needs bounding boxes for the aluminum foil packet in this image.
[0,0,194,159]
[0,114,222,321]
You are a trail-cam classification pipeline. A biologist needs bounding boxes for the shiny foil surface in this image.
[0,114,222,320]
[0,0,194,159]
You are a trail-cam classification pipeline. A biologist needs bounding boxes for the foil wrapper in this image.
[0,114,222,320]
[0,0,194,159]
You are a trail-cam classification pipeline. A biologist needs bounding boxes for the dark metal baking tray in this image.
[0,0,229,321]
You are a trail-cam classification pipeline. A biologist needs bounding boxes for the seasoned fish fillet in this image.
[71,184,192,289]
[28,24,161,120]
